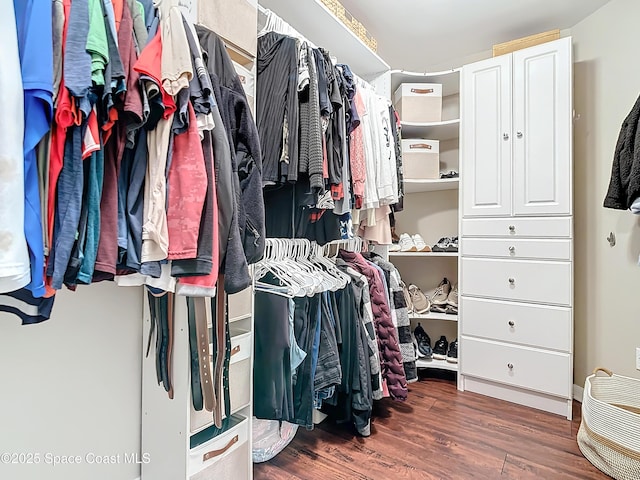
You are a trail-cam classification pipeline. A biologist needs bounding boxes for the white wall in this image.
[571,0,640,385]
[0,283,143,480]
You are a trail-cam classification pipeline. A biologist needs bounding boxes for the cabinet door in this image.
[462,55,513,217]
[513,38,572,216]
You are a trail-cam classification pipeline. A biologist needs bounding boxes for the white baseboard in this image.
[573,384,584,403]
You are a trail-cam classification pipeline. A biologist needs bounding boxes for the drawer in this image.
[461,238,571,261]
[228,287,253,322]
[460,337,571,398]
[189,415,249,479]
[460,297,571,351]
[462,217,572,238]
[461,258,571,306]
[191,330,252,433]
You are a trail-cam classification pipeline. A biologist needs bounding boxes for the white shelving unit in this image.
[400,118,460,140]
[410,312,458,322]
[403,178,459,194]
[258,0,389,80]
[385,68,462,381]
[389,251,458,258]
[416,358,459,372]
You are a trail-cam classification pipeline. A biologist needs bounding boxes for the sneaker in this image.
[432,237,452,252]
[433,336,448,360]
[431,278,452,305]
[408,284,430,314]
[399,233,417,252]
[447,339,458,363]
[412,234,432,252]
[446,236,458,252]
[401,281,413,312]
[445,305,458,315]
[413,323,432,359]
[389,243,401,252]
[430,304,448,313]
[446,284,458,307]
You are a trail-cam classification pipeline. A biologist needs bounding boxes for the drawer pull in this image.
[508,321,515,327]
[202,435,239,462]
[509,246,516,254]
[231,345,241,356]
[508,225,516,233]
[508,278,515,285]
[503,133,509,140]
[507,363,514,370]
[516,131,523,138]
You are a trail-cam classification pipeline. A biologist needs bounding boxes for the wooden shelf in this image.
[391,68,461,96]
[409,312,458,322]
[404,178,459,194]
[416,357,458,371]
[389,251,459,258]
[258,0,389,79]
[401,118,460,140]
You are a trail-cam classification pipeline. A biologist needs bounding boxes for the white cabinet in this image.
[513,39,572,216]
[461,55,512,217]
[459,37,573,419]
[462,37,572,218]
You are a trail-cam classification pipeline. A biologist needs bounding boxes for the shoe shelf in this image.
[400,118,460,140]
[389,251,459,258]
[409,312,458,322]
[415,357,458,372]
[404,178,459,194]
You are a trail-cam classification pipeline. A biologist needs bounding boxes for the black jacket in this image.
[197,26,266,293]
[604,94,640,210]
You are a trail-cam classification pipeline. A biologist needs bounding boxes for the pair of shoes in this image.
[399,233,432,252]
[432,237,458,252]
[430,278,454,305]
[430,304,458,315]
[413,323,432,359]
[408,284,431,314]
[432,336,458,363]
[439,171,459,179]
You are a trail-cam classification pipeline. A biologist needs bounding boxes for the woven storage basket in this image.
[577,368,640,480]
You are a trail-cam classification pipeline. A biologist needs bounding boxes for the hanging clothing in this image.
[0,0,29,294]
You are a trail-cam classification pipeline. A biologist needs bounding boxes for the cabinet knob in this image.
[517,131,523,138]
[509,246,516,254]
[508,278,515,285]
[507,363,514,370]
[508,225,516,233]
[503,133,510,140]
[508,320,515,327]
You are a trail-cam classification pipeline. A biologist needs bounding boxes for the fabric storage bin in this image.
[232,62,255,116]
[578,368,640,480]
[189,415,250,479]
[394,83,442,122]
[191,329,252,433]
[228,287,253,322]
[198,0,257,57]
[402,139,440,179]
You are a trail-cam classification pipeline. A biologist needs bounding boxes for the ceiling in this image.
[338,0,610,70]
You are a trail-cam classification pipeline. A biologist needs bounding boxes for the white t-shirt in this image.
[0,1,30,293]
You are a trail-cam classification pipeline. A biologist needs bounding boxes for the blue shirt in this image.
[14,0,54,297]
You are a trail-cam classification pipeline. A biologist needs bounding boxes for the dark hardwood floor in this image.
[253,373,609,479]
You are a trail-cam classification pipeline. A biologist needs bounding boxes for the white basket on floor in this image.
[577,367,640,480]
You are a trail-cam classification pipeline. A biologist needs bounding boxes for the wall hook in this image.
[607,232,616,247]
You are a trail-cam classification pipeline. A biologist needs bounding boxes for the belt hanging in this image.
[212,275,227,428]
[187,297,204,411]
[194,297,216,413]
